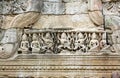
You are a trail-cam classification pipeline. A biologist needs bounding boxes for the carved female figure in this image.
[58,32,70,50]
[42,32,53,52]
[31,33,40,53]
[74,32,86,52]
[19,34,29,54]
[89,33,99,52]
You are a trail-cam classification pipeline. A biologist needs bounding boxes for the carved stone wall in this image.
[0,0,120,78]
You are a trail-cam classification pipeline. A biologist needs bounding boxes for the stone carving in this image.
[0,0,119,55]
[58,32,70,50]
[88,0,104,26]
[112,30,120,53]
[42,32,54,53]
[89,33,99,52]
[1,0,106,29]
[103,1,120,30]
[31,33,40,53]
[18,34,29,54]
[0,29,19,58]
[0,29,18,43]
[74,32,86,52]
[103,1,120,15]
[13,0,28,13]
[100,32,114,52]
[15,29,115,55]
[2,1,12,14]
[1,0,42,14]
[1,0,26,14]
[9,0,43,28]
[42,2,65,14]
[65,1,88,14]
[26,0,43,12]
[0,0,120,78]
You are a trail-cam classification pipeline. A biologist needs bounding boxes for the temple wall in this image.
[0,0,120,78]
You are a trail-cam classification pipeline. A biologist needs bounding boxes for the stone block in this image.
[65,2,88,14]
[63,0,82,3]
[103,1,120,15]
[33,14,95,29]
[0,1,3,14]
[44,0,62,2]
[41,2,65,14]
[1,15,15,29]
[105,15,120,30]
[1,29,18,44]
[13,0,28,14]
[2,1,11,14]
[0,15,3,27]
[88,0,102,11]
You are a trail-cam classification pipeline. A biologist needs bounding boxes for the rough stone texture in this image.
[103,1,120,15]
[65,2,88,14]
[89,11,104,26]
[44,0,62,2]
[10,12,40,28]
[0,15,3,28]
[0,1,2,14]
[1,15,14,29]
[42,2,65,14]
[33,14,96,28]
[0,0,120,77]
[103,1,120,30]
[88,0,103,11]
[63,0,82,3]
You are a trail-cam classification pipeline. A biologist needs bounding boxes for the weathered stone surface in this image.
[88,0,102,11]
[33,14,96,28]
[1,29,17,43]
[1,15,15,29]
[63,0,82,2]
[9,12,40,28]
[2,1,12,14]
[0,15,3,28]
[0,1,2,14]
[105,15,120,30]
[41,2,65,14]
[26,0,43,12]
[13,0,28,13]
[44,0,62,2]
[0,0,120,77]
[112,30,120,44]
[65,2,88,14]
[89,11,104,26]
[103,1,120,15]
[0,29,20,59]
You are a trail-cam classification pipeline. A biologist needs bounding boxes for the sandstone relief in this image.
[0,0,119,58]
[0,0,120,77]
[1,0,105,29]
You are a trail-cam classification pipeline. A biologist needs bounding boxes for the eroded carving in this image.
[0,29,19,58]
[89,33,99,52]
[31,33,41,53]
[15,29,114,55]
[18,33,29,54]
